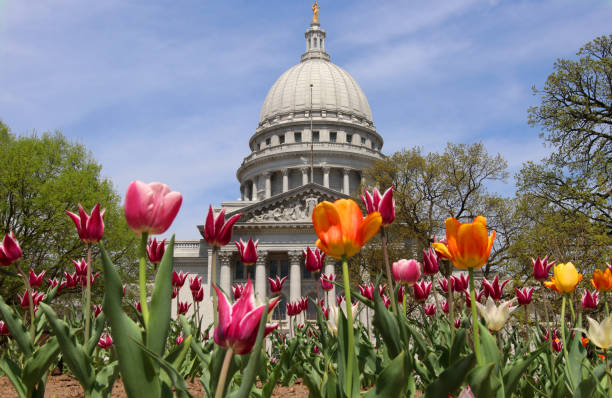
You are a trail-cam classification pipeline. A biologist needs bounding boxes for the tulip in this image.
[358,283,375,301]
[321,306,330,320]
[475,297,518,332]
[320,273,335,291]
[233,283,246,300]
[552,337,563,352]
[454,318,462,329]
[80,272,100,288]
[287,302,301,317]
[582,290,599,310]
[172,287,179,299]
[327,302,359,336]
[134,301,142,313]
[64,271,79,289]
[336,296,345,306]
[97,334,113,349]
[482,275,510,301]
[382,295,391,309]
[189,276,202,292]
[360,186,395,226]
[192,287,204,302]
[464,289,485,308]
[378,284,387,298]
[313,345,321,354]
[177,301,191,315]
[203,205,242,247]
[397,285,406,303]
[451,273,469,292]
[607,261,612,273]
[297,323,305,329]
[0,232,22,267]
[392,259,421,286]
[422,248,439,275]
[28,269,46,288]
[303,247,325,273]
[268,276,288,294]
[581,336,590,347]
[19,290,44,308]
[413,280,432,301]
[213,279,279,354]
[578,316,612,350]
[0,320,9,335]
[438,277,450,293]
[176,335,184,345]
[235,238,258,266]
[146,238,166,264]
[122,285,127,297]
[442,300,449,314]
[73,258,88,277]
[65,203,105,244]
[544,262,582,294]
[591,268,612,292]
[515,287,534,305]
[172,271,189,288]
[424,303,436,316]
[93,304,102,318]
[432,236,451,260]
[312,199,382,259]
[432,216,495,270]
[47,278,60,289]
[124,181,182,235]
[532,256,555,281]
[299,297,309,312]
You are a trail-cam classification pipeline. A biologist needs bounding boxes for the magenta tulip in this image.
[189,276,202,292]
[268,276,287,294]
[321,273,336,291]
[146,238,166,264]
[172,271,189,288]
[454,318,461,329]
[65,203,105,243]
[515,287,534,305]
[213,280,279,354]
[19,290,44,308]
[177,301,191,315]
[287,302,301,316]
[233,283,246,300]
[28,269,46,288]
[98,334,113,349]
[47,278,60,290]
[392,259,421,286]
[438,277,450,293]
[63,271,79,289]
[73,258,88,277]
[422,248,439,275]
[451,273,469,292]
[235,238,258,266]
[124,181,182,235]
[582,289,599,310]
[442,300,449,314]
[482,275,510,300]
[172,287,179,299]
[93,304,103,318]
[176,335,185,345]
[79,272,100,288]
[358,283,375,301]
[303,247,325,273]
[532,256,555,281]
[464,289,485,308]
[424,303,437,316]
[361,186,395,226]
[398,285,405,303]
[413,280,432,301]
[0,232,22,267]
[192,287,204,302]
[0,321,9,335]
[202,205,242,247]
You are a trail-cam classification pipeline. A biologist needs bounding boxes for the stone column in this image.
[264,172,271,199]
[289,251,302,304]
[251,178,258,201]
[343,168,350,195]
[301,167,309,186]
[282,169,289,193]
[255,251,268,300]
[324,259,336,307]
[219,251,233,295]
[323,167,330,188]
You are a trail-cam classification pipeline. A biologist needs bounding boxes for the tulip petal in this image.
[213,284,231,347]
[358,211,382,246]
[204,205,216,242]
[218,213,242,246]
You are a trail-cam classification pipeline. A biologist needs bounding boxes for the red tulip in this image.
[398,285,405,303]
[235,238,258,266]
[146,238,166,264]
[98,334,113,349]
[313,345,321,354]
[321,306,329,320]
[442,300,449,314]
[134,301,142,313]
[177,301,191,315]
[172,287,179,299]
[361,186,395,226]
[176,335,184,345]
[515,287,534,305]
[392,259,421,286]
[267,276,288,294]
[378,284,387,298]
[80,272,100,288]
[122,285,127,297]
[124,181,182,235]
[29,269,46,288]
[192,287,204,302]
[320,273,336,291]
[454,318,461,329]
[424,303,436,316]
[73,258,88,277]
[303,247,325,273]
[47,278,60,289]
[64,271,79,289]
[358,283,375,300]
[213,280,280,354]
[451,273,469,292]
[552,337,563,352]
[532,256,555,282]
[189,276,202,292]
[172,271,189,288]
[382,294,391,309]
[464,289,485,308]
[336,296,345,306]
[413,280,432,301]
[482,275,510,300]
[0,232,22,267]
[422,248,439,276]
[19,290,44,308]
[233,283,246,300]
[582,289,599,310]
[287,302,301,316]
[93,304,103,318]
[0,320,9,335]
[65,203,105,243]
[203,205,242,247]
[438,277,450,293]
[299,297,309,312]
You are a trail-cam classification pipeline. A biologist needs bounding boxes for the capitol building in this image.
[173,7,384,326]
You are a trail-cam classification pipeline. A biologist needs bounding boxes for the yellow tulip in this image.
[544,262,582,294]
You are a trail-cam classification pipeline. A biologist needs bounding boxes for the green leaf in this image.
[503,345,545,398]
[449,328,466,365]
[0,294,32,356]
[146,235,175,357]
[567,330,585,392]
[467,362,496,398]
[0,356,26,398]
[478,323,500,372]
[21,336,61,391]
[424,354,476,398]
[363,351,410,398]
[573,364,605,398]
[372,282,401,359]
[86,312,107,357]
[91,361,120,398]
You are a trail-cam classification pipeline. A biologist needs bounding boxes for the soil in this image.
[0,375,310,398]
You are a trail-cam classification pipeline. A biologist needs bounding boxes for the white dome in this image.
[259,59,373,125]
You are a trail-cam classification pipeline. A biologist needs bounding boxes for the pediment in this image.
[230,184,347,224]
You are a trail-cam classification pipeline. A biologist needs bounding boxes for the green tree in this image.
[0,120,138,305]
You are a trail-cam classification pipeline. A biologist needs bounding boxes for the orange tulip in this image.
[432,216,495,270]
[591,269,612,292]
[544,262,582,294]
[312,199,382,259]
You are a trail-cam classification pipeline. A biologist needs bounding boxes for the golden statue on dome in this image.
[312,1,320,24]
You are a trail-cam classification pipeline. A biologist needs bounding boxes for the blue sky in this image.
[0,0,610,240]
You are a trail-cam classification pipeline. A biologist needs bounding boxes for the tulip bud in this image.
[532,256,555,281]
[361,186,395,225]
[235,238,258,266]
[303,247,325,273]
[202,205,241,247]
[320,273,336,291]
[422,248,439,276]
[176,335,184,345]
[424,303,436,316]
[98,334,113,349]
[124,181,182,235]
[28,269,46,288]
[146,238,166,264]
[582,289,599,310]
[65,203,105,243]
[413,280,432,301]
[192,287,204,302]
[0,232,22,267]
[93,304,103,318]
[268,276,287,294]
[515,287,534,305]
[392,259,421,286]
[0,320,9,335]
[189,276,202,292]
[454,318,461,329]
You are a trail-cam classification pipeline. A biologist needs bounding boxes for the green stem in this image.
[561,295,575,391]
[84,244,92,344]
[431,274,440,313]
[607,349,612,398]
[568,296,576,324]
[605,292,609,318]
[402,288,407,319]
[139,232,150,326]
[215,348,234,398]
[212,246,218,327]
[16,265,35,345]
[380,228,398,315]
[342,256,355,398]
[469,268,483,365]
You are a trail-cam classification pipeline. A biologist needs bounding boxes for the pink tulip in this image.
[189,276,202,292]
[320,273,336,291]
[213,280,280,354]
[202,205,242,247]
[378,284,387,298]
[451,273,469,292]
[64,271,79,289]
[124,181,182,235]
[177,301,191,315]
[176,335,184,345]
[424,303,436,316]
[98,334,113,349]
[28,269,46,288]
[267,276,288,294]
[515,287,534,305]
[19,290,44,308]
[172,271,189,288]
[47,278,60,289]
[532,256,555,281]
[382,294,391,308]
[392,259,421,286]
[422,248,439,276]
[0,232,22,267]
[93,304,103,318]
[482,275,510,300]
[413,280,432,301]
[65,203,105,243]
[73,258,88,277]
[552,337,563,352]
[303,247,325,273]
[336,296,345,306]
[192,287,204,302]
[146,238,166,264]
[582,290,599,310]
[358,283,375,300]
[299,297,309,312]
[313,345,321,354]
[361,186,395,225]
[235,238,258,266]
[0,320,9,335]
[134,301,142,313]
[233,283,246,300]
[321,306,329,320]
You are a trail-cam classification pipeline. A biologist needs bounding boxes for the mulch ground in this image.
[0,375,310,398]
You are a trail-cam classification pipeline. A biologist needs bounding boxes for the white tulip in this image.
[475,297,517,332]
